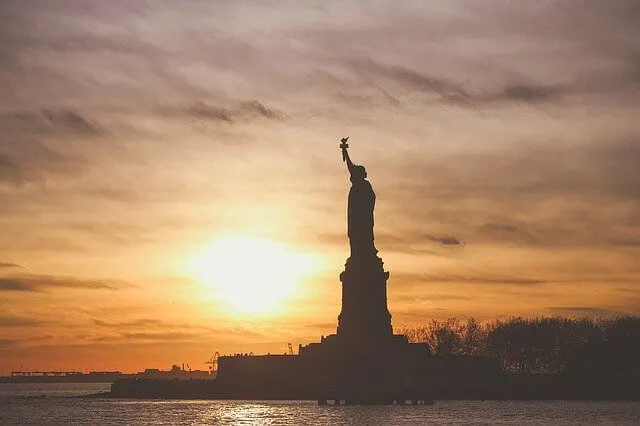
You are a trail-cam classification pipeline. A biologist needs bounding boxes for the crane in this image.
[205,352,220,372]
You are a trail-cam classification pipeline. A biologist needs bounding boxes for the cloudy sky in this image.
[1,0,639,372]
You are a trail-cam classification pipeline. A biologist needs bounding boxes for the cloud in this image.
[92,318,165,328]
[175,100,284,124]
[381,245,453,257]
[0,108,105,185]
[238,100,283,120]
[3,109,104,136]
[313,231,461,256]
[0,154,20,181]
[393,273,546,286]
[381,137,640,251]
[0,2,637,354]
[0,261,24,269]
[40,109,102,134]
[0,141,76,185]
[347,59,570,107]
[122,331,203,341]
[90,318,211,330]
[59,221,165,247]
[308,2,640,110]
[0,338,16,347]
[548,307,620,317]
[490,84,563,103]
[426,234,461,246]
[0,315,46,327]
[353,61,469,101]
[393,293,472,302]
[0,274,132,292]
[378,231,463,249]
[476,222,537,245]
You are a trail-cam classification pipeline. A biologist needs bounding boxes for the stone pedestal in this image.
[336,255,393,342]
[297,252,432,395]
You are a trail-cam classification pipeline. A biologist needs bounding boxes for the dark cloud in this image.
[178,100,284,124]
[0,154,21,182]
[473,219,640,250]
[187,103,233,123]
[353,61,468,101]
[0,140,75,185]
[349,60,569,107]
[2,1,639,114]
[426,234,461,246]
[378,232,463,250]
[0,315,46,327]
[383,138,640,250]
[43,109,103,135]
[4,109,104,136]
[0,261,24,269]
[239,100,283,120]
[0,338,16,347]
[381,245,453,257]
[0,274,131,292]
[485,84,564,104]
[0,108,104,185]
[324,1,640,109]
[0,1,637,335]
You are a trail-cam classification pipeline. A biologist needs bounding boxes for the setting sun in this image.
[187,236,317,315]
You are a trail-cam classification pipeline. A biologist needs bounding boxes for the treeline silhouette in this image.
[401,316,639,375]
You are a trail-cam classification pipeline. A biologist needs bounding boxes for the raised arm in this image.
[340,137,357,175]
[342,147,356,174]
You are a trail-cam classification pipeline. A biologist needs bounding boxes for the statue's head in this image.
[351,165,367,182]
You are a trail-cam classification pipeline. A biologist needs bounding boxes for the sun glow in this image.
[187,236,317,315]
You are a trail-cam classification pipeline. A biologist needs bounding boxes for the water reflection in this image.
[210,402,285,425]
[2,385,640,425]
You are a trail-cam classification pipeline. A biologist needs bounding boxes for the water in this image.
[1,383,639,424]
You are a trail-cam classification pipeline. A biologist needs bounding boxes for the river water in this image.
[1,383,639,424]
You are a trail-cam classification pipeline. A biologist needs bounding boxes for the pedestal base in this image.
[337,255,393,341]
[299,332,431,393]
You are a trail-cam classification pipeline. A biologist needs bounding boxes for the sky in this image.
[1,0,639,373]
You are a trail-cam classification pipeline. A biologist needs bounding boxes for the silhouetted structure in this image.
[111,138,432,403]
[109,138,639,402]
[336,139,390,338]
[342,137,377,258]
[2,364,213,383]
[294,140,431,400]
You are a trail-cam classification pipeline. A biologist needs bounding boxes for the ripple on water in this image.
[1,384,639,424]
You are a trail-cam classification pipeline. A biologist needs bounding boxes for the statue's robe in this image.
[347,179,376,256]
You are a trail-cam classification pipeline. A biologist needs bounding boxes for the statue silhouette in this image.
[341,138,377,257]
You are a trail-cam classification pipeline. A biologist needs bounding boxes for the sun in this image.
[187,236,317,315]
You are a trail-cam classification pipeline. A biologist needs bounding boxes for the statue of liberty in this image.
[340,137,377,257]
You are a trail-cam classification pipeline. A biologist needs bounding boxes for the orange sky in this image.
[1,1,639,373]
